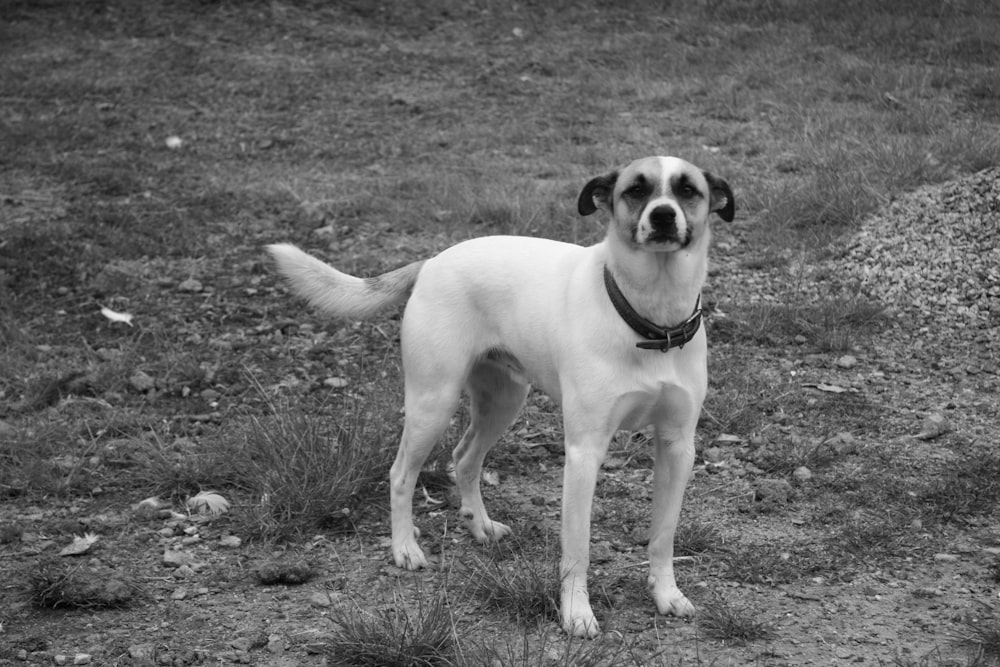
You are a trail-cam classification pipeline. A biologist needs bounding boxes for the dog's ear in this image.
[577,171,618,216]
[703,171,735,222]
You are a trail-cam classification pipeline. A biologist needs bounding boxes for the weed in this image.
[697,593,775,645]
[675,519,724,558]
[27,560,142,610]
[255,560,315,586]
[918,450,1000,524]
[227,379,401,541]
[468,542,560,626]
[952,603,1000,667]
[721,545,800,586]
[325,591,456,667]
[721,299,886,350]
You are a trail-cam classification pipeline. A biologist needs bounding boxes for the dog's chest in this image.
[608,354,707,432]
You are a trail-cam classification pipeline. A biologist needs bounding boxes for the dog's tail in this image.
[266,243,424,320]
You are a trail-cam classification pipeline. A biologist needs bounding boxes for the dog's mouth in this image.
[644,228,692,248]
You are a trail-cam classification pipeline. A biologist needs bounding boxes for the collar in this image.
[603,265,703,352]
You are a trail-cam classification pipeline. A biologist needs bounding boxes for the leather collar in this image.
[603,265,702,352]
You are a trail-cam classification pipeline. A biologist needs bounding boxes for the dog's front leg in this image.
[559,427,612,638]
[647,426,696,618]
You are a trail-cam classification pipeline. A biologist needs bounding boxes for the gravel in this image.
[816,166,1000,333]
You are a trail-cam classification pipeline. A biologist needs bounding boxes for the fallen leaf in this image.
[186,491,230,517]
[482,470,500,486]
[59,533,99,556]
[100,306,134,326]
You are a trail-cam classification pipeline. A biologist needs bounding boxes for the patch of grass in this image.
[325,591,456,667]
[675,519,724,558]
[721,545,800,586]
[720,298,887,350]
[697,593,775,645]
[917,450,1000,524]
[0,420,103,498]
[27,560,143,610]
[829,513,908,562]
[468,542,560,626]
[255,559,315,586]
[226,379,401,541]
[952,604,1000,666]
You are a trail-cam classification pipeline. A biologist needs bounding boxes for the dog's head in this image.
[577,156,734,251]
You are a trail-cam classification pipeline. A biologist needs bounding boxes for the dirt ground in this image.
[2,1,999,665]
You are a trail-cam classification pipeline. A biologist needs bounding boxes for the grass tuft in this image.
[467,542,560,626]
[255,559,316,586]
[918,450,1000,524]
[325,591,456,667]
[952,603,1000,666]
[697,593,775,645]
[27,560,142,610]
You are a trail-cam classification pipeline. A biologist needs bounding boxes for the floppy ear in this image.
[577,171,618,216]
[703,171,735,222]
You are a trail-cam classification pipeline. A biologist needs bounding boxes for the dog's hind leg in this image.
[390,381,462,571]
[454,358,529,544]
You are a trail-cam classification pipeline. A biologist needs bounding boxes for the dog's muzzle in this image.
[645,204,688,245]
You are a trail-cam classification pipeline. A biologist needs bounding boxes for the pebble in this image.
[178,277,203,292]
[792,466,813,483]
[835,354,858,369]
[933,553,959,562]
[129,370,155,393]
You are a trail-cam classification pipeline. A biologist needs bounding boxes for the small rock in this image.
[173,564,196,578]
[129,370,156,393]
[230,638,253,652]
[200,388,222,401]
[171,587,188,600]
[933,553,959,562]
[309,591,336,608]
[835,355,858,369]
[755,478,793,504]
[714,433,742,444]
[323,377,349,389]
[590,541,613,564]
[163,550,194,568]
[792,466,813,483]
[128,644,156,660]
[55,656,68,666]
[132,496,166,521]
[178,278,203,293]
[916,413,951,440]
[703,446,725,463]
[74,654,92,665]
[827,431,857,455]
[219,535,242,548]
[266,636,285,654]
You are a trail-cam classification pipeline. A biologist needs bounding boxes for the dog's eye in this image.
[679,184,699,198]
[626,183,646,197]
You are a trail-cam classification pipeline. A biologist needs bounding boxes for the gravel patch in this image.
[813,166,1000,334]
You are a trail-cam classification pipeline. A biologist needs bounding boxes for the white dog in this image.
[267,156,734,637]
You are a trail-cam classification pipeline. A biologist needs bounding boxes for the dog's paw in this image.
[652,588,696,618]
[561,608,601,638]
[465,516,512,544]
[392,537,429,571]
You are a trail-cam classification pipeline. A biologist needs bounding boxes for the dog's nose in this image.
[649,206,676,230]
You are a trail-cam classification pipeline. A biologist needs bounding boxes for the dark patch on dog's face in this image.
[620,173,654,215]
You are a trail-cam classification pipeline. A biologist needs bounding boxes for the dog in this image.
[267,156,734,637]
